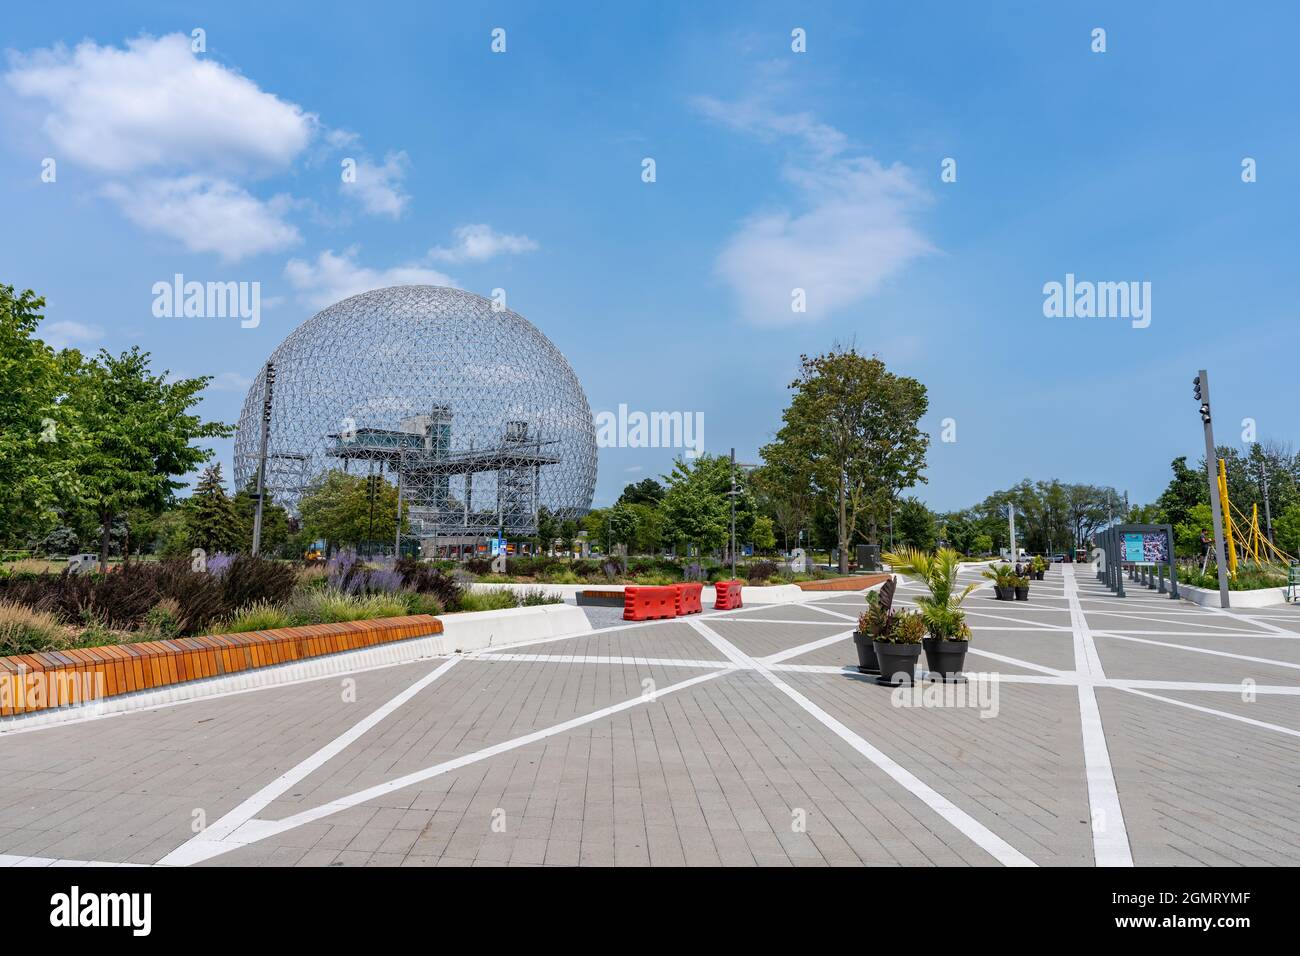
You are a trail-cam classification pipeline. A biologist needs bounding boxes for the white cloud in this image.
[4,33,315,176]
[42,320,102,350]
[692,95,848,160]
[429,224,539,263]
[102,176,301,262]
[697,96,932,326]
[341,151,410,219]
[283,248,457,309]
[208,371,253,391]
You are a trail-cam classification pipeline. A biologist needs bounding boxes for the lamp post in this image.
[1194,371,1231,608]
[251,361,274,556]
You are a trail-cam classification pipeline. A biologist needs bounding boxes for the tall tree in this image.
[616,478,665,507]
[0,286,79,547]
[660,453,756,556]
[232,477,289,553]
[187,463,243,554]
[64,347,230,571]
[298,470,405,551]
[762,349,929,572]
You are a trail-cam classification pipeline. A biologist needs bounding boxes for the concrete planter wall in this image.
[1178,582,1290,608]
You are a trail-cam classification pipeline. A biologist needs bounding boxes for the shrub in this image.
[394,558,463,608]
[519,587,563,606]
[156,560,226,635]
[537,568,580,584]
[296,564,330,591]
[0,600,66,655]
[464,557,493,575]
[455,589,520,612]
[217,555,297,611]
[403,592,445,616]
[745,560,778,584]
[219,600,292,634]
[286,588,409,625]
[142,598,182,638]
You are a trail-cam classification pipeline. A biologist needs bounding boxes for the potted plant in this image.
[1014,573,1030,601]
[853,591,887,674]
[873,609,924,684]
[885,547,978,680]
[982,563,1017,600]
[1030,555,1047,580]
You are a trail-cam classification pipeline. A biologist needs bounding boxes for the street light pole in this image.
[1007,503,1016,564]
[1194,371,1231,608]
[729,447,737,579]
[251,361,275,556]
[1260,454,1275,545]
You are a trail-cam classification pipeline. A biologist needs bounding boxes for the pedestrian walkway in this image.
[0,564,1296,867]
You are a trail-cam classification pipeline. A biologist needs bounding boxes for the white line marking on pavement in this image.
[158,656,463,866]
[1064,566,1134,867]
[685,618,1037,867]
[1090,631,1300,672]
[760,629,857,664]
[161,666,733,865]
[471,653,731,669]
[1117,687,1300,739]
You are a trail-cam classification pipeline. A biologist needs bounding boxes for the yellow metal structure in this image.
[1217,459,1238,578]
[1215,457,1297,573]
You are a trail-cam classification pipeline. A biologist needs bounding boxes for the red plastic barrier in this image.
[623,585,679,621]
[673,582,704,616]
[713,579,744,610]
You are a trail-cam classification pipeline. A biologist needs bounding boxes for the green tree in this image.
[895,497,937,550]
[627,502,665,555]
[0,286,78,547]
[534,506,560,554]
[660,453,755,556]
[617,478,665,507]
[1156,456,1208,531]
[232,477,289,553]
[1274,504,1300,557]
[298,470,405,551]
[64,347,230,571]
[762,349,929,572]
[750,514,777,553]
[186,463,243,554]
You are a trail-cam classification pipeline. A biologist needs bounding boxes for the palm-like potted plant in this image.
[1030,555,1047,580]
[885,547,978,680]
[1014,573,1030,600]
[983,563,1017,600]
[873,609,926,684]
[854,592,887,674]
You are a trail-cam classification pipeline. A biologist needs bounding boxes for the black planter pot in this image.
[1014,585,1030,600]
[873,641,921,685]
[922,638,970,680]
[1034,571,1045,580]
[852,631,879,674]
[994,585,1014,601]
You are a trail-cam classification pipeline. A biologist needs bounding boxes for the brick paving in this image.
[1,564,1297,867]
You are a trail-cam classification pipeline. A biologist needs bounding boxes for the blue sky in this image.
[3,2,1297,511]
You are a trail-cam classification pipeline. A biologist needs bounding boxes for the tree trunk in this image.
[837,475,848,573]
[99,511,112,573]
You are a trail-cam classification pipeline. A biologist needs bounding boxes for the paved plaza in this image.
[1,564,1298,867]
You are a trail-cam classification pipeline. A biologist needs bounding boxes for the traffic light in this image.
[1199,402,1211,424]
[1192,375,1201,401]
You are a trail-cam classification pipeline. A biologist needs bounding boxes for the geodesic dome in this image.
[233,286,597,542]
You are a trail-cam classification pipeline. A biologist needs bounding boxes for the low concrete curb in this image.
[1178,581,1291,608]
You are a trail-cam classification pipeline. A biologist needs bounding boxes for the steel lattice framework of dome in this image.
[233,286,597,548]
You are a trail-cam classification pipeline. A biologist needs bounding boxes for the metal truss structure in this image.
[233,286,597,546]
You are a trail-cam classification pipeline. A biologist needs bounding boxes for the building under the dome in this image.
[232,286,597,554]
